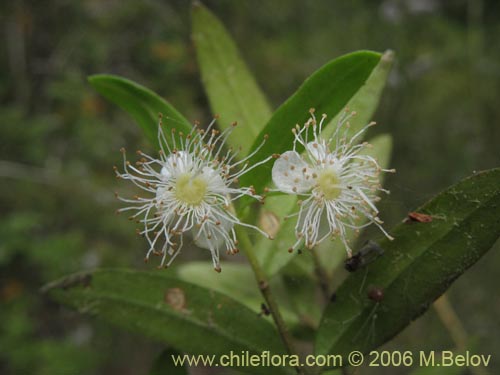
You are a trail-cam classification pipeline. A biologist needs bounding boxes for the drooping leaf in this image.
[88,74,191,148]
[192,3,272,156]
[239,50,382,193]
[43,269,293,375]
[315,169,500,362]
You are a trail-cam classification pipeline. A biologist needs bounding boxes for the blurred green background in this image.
[1,0,499,374]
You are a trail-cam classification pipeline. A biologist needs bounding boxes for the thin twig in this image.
[434,294,489,375]
[236,228,309,375]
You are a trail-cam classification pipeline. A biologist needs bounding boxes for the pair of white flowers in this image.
[116,110,394,271]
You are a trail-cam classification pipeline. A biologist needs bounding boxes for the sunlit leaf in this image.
[315,169,500,361]
[250,52,393,277]
[192,3,272,156]
[239,50,382,193]
[176,262,300,329]
[88,74,191,148]
[325,49,394,139]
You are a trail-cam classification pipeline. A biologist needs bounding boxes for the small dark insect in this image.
[344,240,384,272]
[367,286,384,302]
[297,249,303,255]
[404,211,433,223]
[258,303,271,317]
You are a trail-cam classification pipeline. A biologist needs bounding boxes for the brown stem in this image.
[237,228,310,375]
[434,294,489,375]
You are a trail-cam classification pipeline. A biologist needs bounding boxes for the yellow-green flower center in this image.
[175,173,207,205]
[316,168,341,200]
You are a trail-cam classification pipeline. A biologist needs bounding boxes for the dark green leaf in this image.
[192,3,272,155]
[88,74,191,148]
[315,169,500,361]
[239,51,382,193]
[43,269,292,375]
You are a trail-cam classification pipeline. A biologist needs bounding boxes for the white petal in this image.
[272,151,314,194]
[162,151,193,177]
[200,166,227,193]
[160,166,171,178]
[193,212,234,250]
[306,140,328,162]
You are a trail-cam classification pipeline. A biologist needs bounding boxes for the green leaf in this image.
[176,262,261,309]
[192,3,272,156]
[252,53,394,277]
[315,169,500,360]
[325,50,394,140]
[43,269,293,375]
[149,348,187,375]
[176,262,300,328]
[88,74,191,148]
[280,264,322,339]
[240,50,382,193]
[253,194,297,276]
[253,52,394,276]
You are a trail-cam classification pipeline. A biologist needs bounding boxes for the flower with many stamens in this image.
[115,116,272,272]
[271,109,395,255]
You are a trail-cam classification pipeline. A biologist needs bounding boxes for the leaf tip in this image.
[87,74,103,86]
[382,49,395,64]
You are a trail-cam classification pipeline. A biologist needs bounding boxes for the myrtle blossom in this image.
[115,116,272,272]
[271,109,395,255]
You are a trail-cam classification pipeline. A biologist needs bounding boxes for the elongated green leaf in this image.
[192,3,272,155]
[315,169,500,361]
[325,49,394,139]
[239,51,381,193]
[254,51,393,273]
[254,52,394,276]
[88,74,191,147]
[280,266,322,339]
[43,269,292,375]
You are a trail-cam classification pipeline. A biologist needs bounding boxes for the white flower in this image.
[115,116,272,272]
[271,109,395,255]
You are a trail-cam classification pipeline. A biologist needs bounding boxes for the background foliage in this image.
[1,0,499,374]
